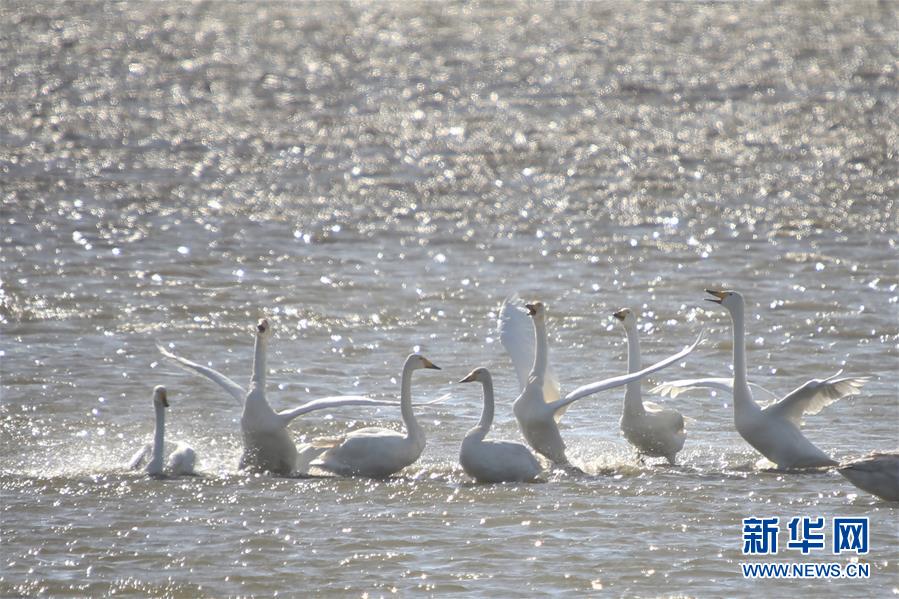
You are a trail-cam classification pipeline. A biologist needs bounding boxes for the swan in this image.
[653,289,868,470]
[500,298,703,466]
[838,451,899,501]
[158,318,399,476]
[309,354,441,478]
[612,308,686,465]
[128,385,196,476]
[458,367,542,483]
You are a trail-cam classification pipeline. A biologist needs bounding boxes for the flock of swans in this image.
[131,289,898,502]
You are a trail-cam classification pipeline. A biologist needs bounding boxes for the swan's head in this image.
[525,301,546,319]
[612,308,637,327]
[256,318,271,337]
[407,354,441,371]
[458,367,489,384]
[705,289,743,312]
[153,385,169,408]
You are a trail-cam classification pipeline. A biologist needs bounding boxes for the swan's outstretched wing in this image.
[157,344,246,405]
[763,371,869,426]
[650,378,778,400]
[277,396,400,424]
[498,295,561,404]
[127,444,151,470]
[418,393,453,406]
[552,330,704,411]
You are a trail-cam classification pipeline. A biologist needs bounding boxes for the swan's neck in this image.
[729,304,749,392]
[250,334,267,388]
[400,360,423,441]
[150,402,165,473]
[470,374,495,441]
[725,303,761,414]
[623,324,644,416]
[532,316,548,379]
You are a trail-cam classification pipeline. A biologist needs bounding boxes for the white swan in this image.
[838,451,899,501]
[458,367,542,483]
[658,289,868,470]
[309,354,440,478]
[500,299,702,466]
[128,385,196,476]
[612,308,685,465]
[499,294,564,417]
[158,318,398,476]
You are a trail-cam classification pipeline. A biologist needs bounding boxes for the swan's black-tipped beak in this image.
[458,371,478,383]
[613,309,628,321]
[705,289,726,304]
[422,358,441,370]
[525,303,537,316]
[257,318,269,333]
[154,385,169,407]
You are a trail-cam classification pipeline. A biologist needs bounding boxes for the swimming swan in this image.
[612,308,686,465]
[657,289,868,470]
[128,385,196,476]
[838,451,899,501]
[309,354,441,478]
[458,367,542,483]
[501,299,702,466]
[158,318,398,475]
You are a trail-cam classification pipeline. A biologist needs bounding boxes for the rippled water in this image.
[2,1,897,596]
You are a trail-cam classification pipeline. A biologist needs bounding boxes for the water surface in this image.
[2,1,897,596]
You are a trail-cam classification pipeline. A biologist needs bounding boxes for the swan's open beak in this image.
[257,318,269,333]
[423,358,441,370]
[705,289,727,304]
[613,309,628,321]
[525,303,537,316]
[458,371,478,383]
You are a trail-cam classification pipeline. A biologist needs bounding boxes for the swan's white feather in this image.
[167,442,197,476]
[763,371,869,425]
[127,444,151,470]
[498,295,562,410]
[276,396,398,423]
[559,330,704,407]
[651,377,778,400]
[461,438,542,483]
[158,344,246,405]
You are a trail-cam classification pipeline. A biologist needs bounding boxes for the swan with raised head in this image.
[612,308,686,465]
[458,367,542,483]
[128,385,196,476]
[838,451,899,501]
[655,289,868,470]
[309,354,440,478]
[158,318,398,476]
[500,299,702,466]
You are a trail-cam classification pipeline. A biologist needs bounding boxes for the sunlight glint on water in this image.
[1,2,897,596]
